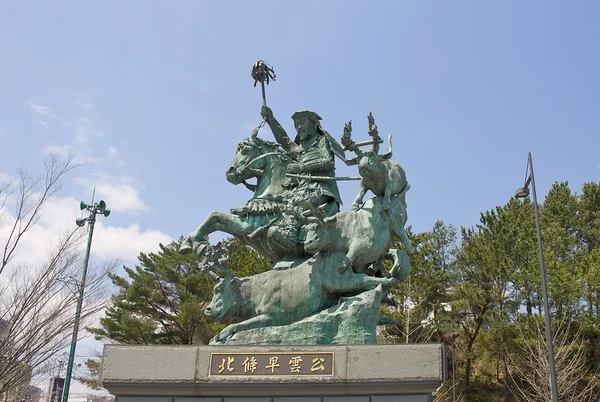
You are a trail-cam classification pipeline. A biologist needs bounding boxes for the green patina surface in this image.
[179,63,413,345]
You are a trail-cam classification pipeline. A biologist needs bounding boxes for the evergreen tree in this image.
[384,221,458,343]
[574,182,600,368]
[506,197,539,316]
[575,182,600,320]
[76,358,102,390]
[455,204,519,397]
[541,181,581,319]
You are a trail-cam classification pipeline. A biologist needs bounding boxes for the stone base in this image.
[101,344,446,401]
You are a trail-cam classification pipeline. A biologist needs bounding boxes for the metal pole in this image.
[57,360,64,377]
[62,213,96,402]
[452,335,457,402]
[251,60,275,107]
[528,152,559,402]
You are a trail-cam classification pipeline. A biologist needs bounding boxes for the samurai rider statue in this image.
[258,105,342,250]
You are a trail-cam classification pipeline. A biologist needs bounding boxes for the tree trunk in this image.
[405,303,410,344]
[463,316,485,395]
[594,289,599,320]
[499,301,510,402]
[502,342,510,402]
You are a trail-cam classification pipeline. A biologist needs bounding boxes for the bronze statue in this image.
[179,61,414,344]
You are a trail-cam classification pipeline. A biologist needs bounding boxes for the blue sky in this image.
[1,0,599,392]
[2,1,599,243]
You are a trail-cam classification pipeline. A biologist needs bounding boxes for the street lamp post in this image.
[514,152,559,402]
[62,200,110,402]
[451,332,459,402]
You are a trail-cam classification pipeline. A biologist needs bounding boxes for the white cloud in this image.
[35,121,49,128]
[0,195,84,266]
[106,145,125,166]
[75,94,94,111]
[42,144,125,169]
[0,193,170,267]
[44,144,76,158]
[66,116,104,144]
[75,176,148,213]
[43,144,97,165]
[93,223,172,261]
[26,99,56,117]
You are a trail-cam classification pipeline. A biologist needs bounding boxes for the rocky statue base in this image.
[214,286,384,345]
[101,344,447,402]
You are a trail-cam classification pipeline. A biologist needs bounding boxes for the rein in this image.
[240,150,290,174]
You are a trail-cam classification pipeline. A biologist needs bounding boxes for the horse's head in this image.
[226,136,283,185]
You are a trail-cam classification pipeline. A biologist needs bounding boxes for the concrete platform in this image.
[100,344,446,402]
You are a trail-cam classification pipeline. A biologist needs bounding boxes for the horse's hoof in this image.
[179,244,193,254]
[193,241,209,257]
[382,293,398,307]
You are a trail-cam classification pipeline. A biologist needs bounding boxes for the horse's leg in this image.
[390,215,414,254]
[324,271,398,293]
[180,212,250,254]
[319,253,398,292]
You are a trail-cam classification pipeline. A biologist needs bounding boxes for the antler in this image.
[198,257,236,282]
[367,112,382,154]
[211,262,235,279]
[341,120,355,151]
[299,200,329,222]
[198,262,221,282]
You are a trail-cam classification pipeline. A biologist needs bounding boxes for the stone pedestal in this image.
[101,344,446,402]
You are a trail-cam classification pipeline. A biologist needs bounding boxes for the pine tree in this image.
[541,181,581,319]
[455,204,518,396]
[383,221,458,344]
[575,182,600,320]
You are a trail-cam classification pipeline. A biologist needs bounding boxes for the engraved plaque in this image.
[209,352,334,376]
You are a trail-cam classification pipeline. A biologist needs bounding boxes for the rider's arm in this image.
[343,156,360,166]
[261,106,301,156]
[269,118,299,154]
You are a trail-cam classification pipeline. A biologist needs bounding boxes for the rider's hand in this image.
[261,105,273,121]
[288,162,302,174]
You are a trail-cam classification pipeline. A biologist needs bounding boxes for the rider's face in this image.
[295,118,315,142]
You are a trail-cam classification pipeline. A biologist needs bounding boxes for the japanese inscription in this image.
[209,352,334,376]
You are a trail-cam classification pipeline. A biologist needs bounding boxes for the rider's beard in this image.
[297,128,316,145]
[296,128,307,142]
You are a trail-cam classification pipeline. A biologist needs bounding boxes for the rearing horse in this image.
[180,136,305,262]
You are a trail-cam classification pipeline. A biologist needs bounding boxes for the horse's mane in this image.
[242,136,282,154]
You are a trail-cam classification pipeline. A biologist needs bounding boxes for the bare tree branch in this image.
[0,174,15,230]
[0,228,116,397]
[1,152,78,275]
[508,316,599,402]
[0,153,117,400]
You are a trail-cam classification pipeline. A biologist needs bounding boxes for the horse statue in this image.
[180,135,313,262]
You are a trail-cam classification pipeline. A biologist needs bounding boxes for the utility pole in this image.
[62,199,110,402]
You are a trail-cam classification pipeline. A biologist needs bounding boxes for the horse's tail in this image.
[387,248,410,282]
[398,181,410,207]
